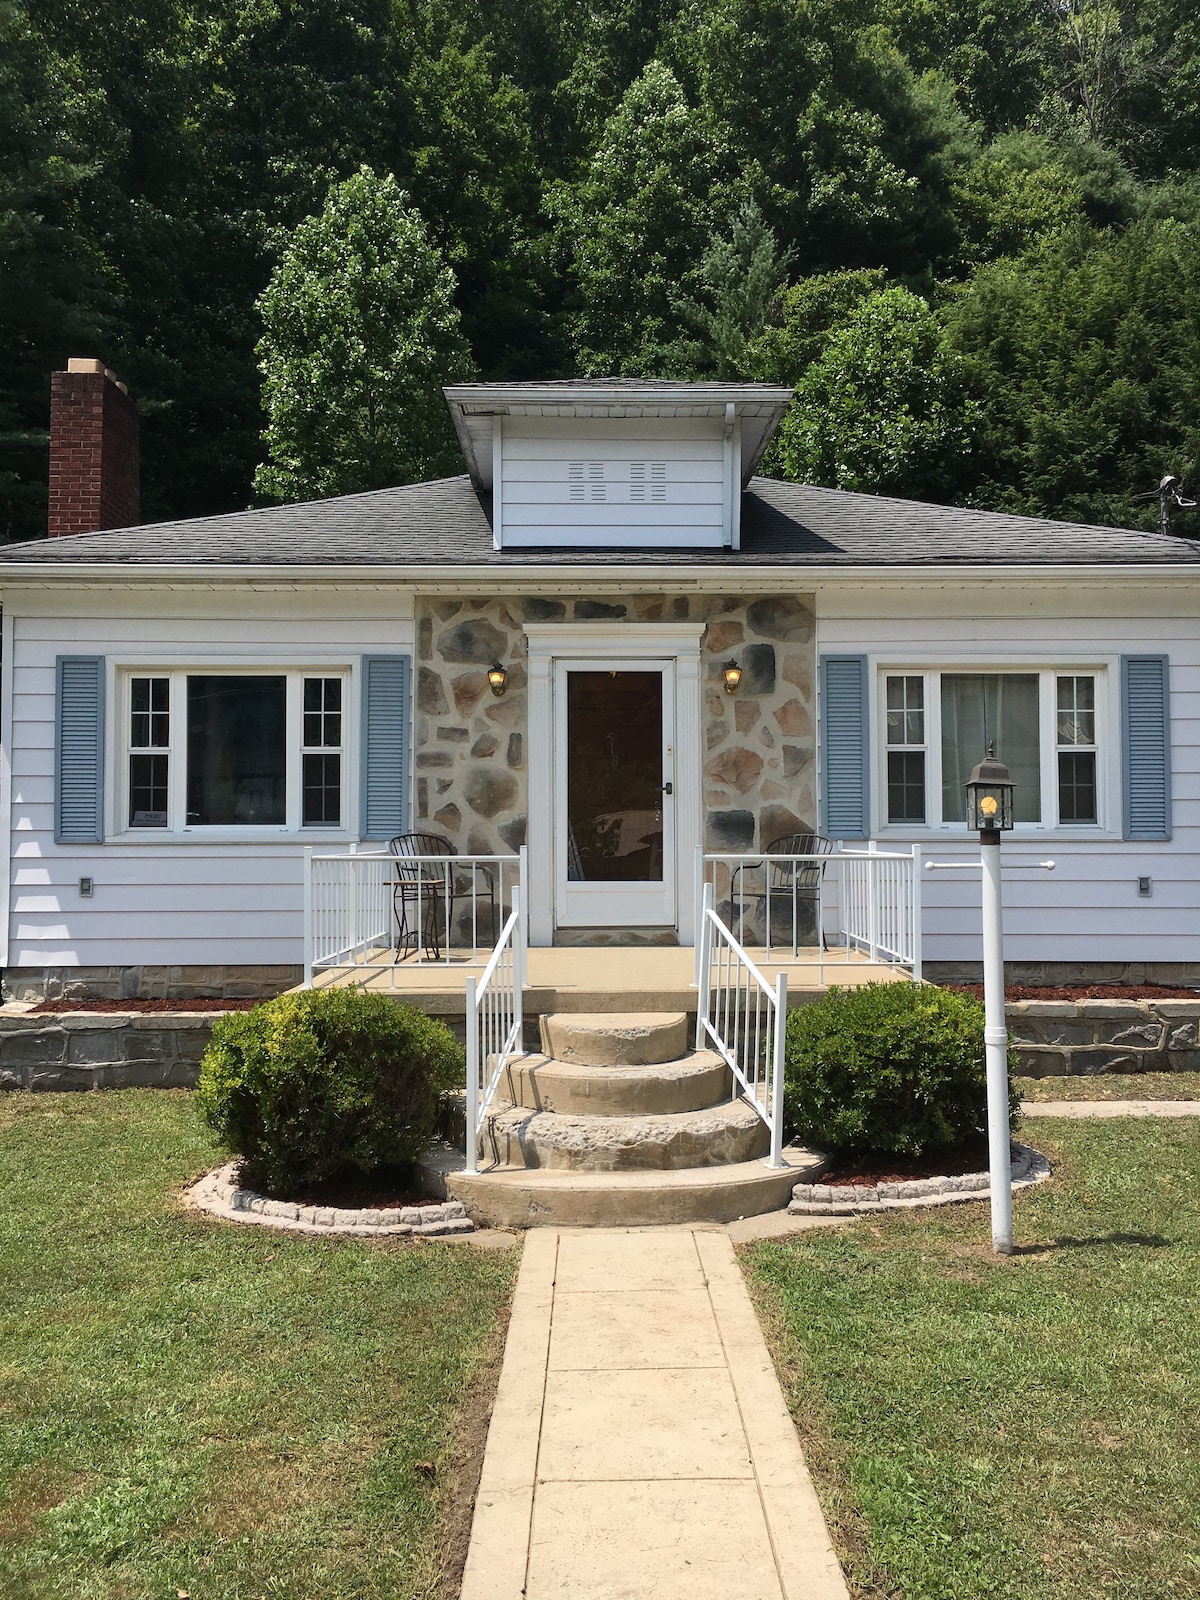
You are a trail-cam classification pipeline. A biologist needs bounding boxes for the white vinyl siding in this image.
[5,602,414,968]
[817,592,1198,968]
[498,417,729,547]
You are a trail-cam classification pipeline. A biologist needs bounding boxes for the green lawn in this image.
[0,1091,517,1600]
[1017,1072,1200,1102]
[747,1119,1200,1600]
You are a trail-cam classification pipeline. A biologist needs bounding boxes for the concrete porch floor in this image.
[309,944,905,1016]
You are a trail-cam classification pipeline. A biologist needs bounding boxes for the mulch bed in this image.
[29,996,265,1014]
[948,983,1199,1002]
[819,1134,992,1188]
[280,1171,444,1211]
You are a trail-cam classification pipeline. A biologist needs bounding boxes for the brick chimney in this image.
[48,358,140,537]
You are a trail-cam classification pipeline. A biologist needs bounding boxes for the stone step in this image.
[418,1143,827,1229]
[480,1096,768,1172]
[538,1011,689,1067]
[503,1049,731,1117]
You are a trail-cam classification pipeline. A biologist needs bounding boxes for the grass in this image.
[0,1091,517,1600]
[746,1119,1200,1600]
[1017,1072,1200,1101]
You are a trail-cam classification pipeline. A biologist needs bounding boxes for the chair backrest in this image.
[388,832,456,882]
[763,831,831,891]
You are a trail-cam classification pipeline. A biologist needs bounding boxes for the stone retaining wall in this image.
[0,1011,218,1090]
[3,965,301,1004]
[1011,999,1200,1076]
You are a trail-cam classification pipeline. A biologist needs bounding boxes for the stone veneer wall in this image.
[415,592,817,878]
[1010,998,1200,1076]
[2,965,301,1004]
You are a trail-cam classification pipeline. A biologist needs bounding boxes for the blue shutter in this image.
[359,654,411,839]
[820,655,869,839]
[1121,655,1171,841]
[55,656,105,844]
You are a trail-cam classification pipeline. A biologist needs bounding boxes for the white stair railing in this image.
[837,843,921,975]
[464,886,526,1175]
[695,883,787,1168]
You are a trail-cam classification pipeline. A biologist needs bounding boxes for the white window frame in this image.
[111,663,356,841]
[872,659,1119,837]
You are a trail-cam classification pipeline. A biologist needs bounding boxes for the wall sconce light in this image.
[487,661,508,698]
[722,660,742,694]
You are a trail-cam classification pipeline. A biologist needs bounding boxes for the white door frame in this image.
[554,657,675,928]
[526,622,704,947]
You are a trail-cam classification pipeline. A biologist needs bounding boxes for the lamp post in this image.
[964,744,1015,1255]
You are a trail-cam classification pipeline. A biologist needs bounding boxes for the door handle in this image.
[663,782,673,795]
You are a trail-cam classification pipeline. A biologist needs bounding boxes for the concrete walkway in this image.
[461,1227,849,1600]
[1021,1099,1200,1118]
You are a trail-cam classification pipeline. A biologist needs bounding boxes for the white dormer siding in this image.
[444,382,794,553]
[496,417,733,549]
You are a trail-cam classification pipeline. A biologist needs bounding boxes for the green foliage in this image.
[254,168,475,499]
[783,981,1018,1158]
[676,200,793,378]
[773,287,975,499]
[196,985,464,1194]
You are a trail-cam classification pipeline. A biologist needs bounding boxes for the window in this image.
[128,676,170,827]
[122,671,348,832]
[881,668,1103,829]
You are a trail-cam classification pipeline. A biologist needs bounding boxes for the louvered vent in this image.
[568,462,606,502]
[629,462,667,503]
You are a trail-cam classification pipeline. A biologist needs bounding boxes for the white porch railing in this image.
[697,842,921,981]
[465,887,526,1175]
[695,883,787,1168]
[303,847,526,985]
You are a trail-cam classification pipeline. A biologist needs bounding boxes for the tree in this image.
[546,61,728,375]
[254,169,475,501]
[773,286,974,500]
[675,201,793,378]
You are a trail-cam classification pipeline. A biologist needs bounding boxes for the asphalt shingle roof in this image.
[2,475,1196,569]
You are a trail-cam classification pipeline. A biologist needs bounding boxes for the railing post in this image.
[512,885,525,1047]
[693,846,705,986]
[519,844,529,951]
[695,881,714,1049]
[867,841,879,963]
[465,975,479,1176]
[769,971,787,1168]
[910,844,923,980]
[303,847,314,987]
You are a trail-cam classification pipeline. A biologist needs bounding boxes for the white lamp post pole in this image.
[979,834,1013,1255]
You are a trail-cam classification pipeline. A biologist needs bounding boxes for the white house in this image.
[0,374,1195,1001]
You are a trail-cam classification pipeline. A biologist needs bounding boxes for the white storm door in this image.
[554,659,676,928]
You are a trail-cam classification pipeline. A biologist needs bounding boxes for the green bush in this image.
[196,987,464,1195]
[783,982,1019,1159]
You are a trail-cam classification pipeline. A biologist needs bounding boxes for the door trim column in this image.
[525,622,705,947]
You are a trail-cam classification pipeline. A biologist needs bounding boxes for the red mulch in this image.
[29,996,264,1014]
[281,1173,444,1211]
[821,1133,992,1188]
[948,983,1199,1002]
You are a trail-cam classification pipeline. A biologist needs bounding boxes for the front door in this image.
[554,660,676,928]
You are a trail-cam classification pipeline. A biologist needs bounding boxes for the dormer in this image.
[444,380,794,550]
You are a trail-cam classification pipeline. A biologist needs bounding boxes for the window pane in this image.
[887,750,926,823]
[941,674,1041,823]
[129,753,169,827]
[303,677,342,749]
[886,676,924,746]
[1057,675,1095,746]
[1058,751,1097,824]
[303,753,341,826]
[186,676,286,825]
[566,671,663,882]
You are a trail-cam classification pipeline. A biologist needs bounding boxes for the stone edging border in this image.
[188,1160,476,1236]
[788,1141,1051,1216]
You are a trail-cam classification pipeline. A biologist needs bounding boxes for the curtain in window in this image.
[940,674,1041,822]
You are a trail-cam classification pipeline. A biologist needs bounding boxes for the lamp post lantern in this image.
[964,744,1015,1256]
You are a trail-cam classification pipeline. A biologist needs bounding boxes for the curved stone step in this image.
[418,1143,828,1228]
[503,1050,731,1117]
[539,1011,689,1067]
[480,1097,768,1172]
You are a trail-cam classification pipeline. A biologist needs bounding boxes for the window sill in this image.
[874,826,1122,845]
[107,829,358,846]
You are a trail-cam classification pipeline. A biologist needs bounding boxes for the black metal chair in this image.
[729,830,833,950]
[387,833,498,959]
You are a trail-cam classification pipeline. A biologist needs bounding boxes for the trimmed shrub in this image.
[196,987,464,1195]
[784,982,1019,1158]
